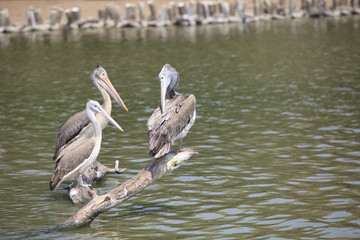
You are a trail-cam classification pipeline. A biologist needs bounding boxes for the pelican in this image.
[53,65,127,160]
[50,100,123,191]
[147,64,196,158]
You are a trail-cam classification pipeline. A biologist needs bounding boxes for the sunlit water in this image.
[1,16,360,239]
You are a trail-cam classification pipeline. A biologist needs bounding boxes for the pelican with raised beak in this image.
[53,65,128,160]
[50,100,124,191]
[147,64,196,158]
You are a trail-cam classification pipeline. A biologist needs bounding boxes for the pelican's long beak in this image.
[160,77,170,114]
[97,105,124,132]
[100,76,128,112]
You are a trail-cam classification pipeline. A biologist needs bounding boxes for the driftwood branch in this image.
[56,149,198,229]
[68,160,126,204]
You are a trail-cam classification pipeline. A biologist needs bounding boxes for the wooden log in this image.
[104,4,120,27]
[26,9,36,29]
[125,3,136,21]
[0,9,3,27]
[277,0,286,15]
[175,2,191,26]
[351,0,360,13]
[23,7,50,31]
[49,8,63,28]
[64,9,73,26]
[263,0,272,13]
[221,2,231,18]
[202,2,213,23]
[204,2,211,18]
[0,9,4,27]
[229,2,237,16]
[253,0,260,15]
[119,3,141,27]
[186,0,198,24]
[1,8,23,33]
[68,160,126,204]
[228,1,241,22]
[168,2,176,22]
[178,2,187,16]
[98,9,104,21]
[64,7,81,29]
[0,8,10,27]
[71,6,80,22]
[112,5,121,24]
[309,0,322,16]
[196,2,205,18]
[34,9,43,24]
[352,0,359,9]
[55,149,198,229]
[289,0,295,14]
[138,2,146,21]
[160,5,170,24]
[138,2,148,26]
[148,1,157,21]
[271,1,278,14]
[209,2,217,17]
[188,0,196,17]
[237,1,246,18]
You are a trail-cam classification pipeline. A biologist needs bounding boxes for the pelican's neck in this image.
[168,89,176,99]
[95,86,112,130]
[88,111,102,140]
[99,86,112,115]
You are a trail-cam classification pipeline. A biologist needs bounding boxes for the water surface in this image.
[1,16,360,239]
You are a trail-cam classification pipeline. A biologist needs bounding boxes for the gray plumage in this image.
[54,109,89,159]
[147,64,196,158]
[53,65,127,160]
[49,99,124,191]
[50,138,95,191]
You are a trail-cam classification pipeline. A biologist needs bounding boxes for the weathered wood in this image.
[72,6,80,22]
[64,7,81,29]
[125,3,136,21]
[138,2,148,26]
[175,2,195,26]
[209,2,217,17]
[1,8,23,33]
[27,9,36,28]
[56,149,198,229]
[67,160,126,204]
[148,1,157,21]
[178,2,187,16]
[119,3,141,27]
[34,9,43,24]
[49,8,63,30]
[289,0,295,14]
[104,4,120,28]
[253,0,260,15]
[168,2,176,22]
[236,2,246,19]
[188,0,196,17]
[277,0,286,15]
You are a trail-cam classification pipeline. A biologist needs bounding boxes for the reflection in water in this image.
[0,16,360,239]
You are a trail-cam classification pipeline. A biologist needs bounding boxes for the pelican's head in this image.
[91,65,128,112]
[87,99,124,132]
[158,64,179,113]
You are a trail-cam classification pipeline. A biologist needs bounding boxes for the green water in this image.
[1,16,360,239]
